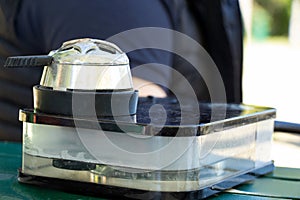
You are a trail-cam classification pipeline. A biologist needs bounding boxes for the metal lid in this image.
[4,38,134,91]
[49,38,129,65]
[40,38,133,91]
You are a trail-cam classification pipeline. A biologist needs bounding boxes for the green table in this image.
[1,142,300,200]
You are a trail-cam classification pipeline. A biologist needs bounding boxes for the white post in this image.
[239,0,253,44]
[289,0,300,46]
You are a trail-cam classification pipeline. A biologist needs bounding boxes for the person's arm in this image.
[132,77,167,98]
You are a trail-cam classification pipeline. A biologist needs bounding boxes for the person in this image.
[0,0,243,141]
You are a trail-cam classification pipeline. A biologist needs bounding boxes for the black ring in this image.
[33,85,138,117]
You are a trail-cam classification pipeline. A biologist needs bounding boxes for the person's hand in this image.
[132,77,166,98]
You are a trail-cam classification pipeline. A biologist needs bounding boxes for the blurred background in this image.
[240,0,300,123]
[239,0,300,168]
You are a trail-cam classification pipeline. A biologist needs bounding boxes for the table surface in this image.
[1,141,300,200]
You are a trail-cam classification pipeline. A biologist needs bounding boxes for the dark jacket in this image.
[164,0,243,103]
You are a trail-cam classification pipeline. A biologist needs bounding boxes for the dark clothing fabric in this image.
[0,0,243,141]
[161,0,243,103]
[187,0,243,103]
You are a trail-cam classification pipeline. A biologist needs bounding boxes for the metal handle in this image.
[4,55,53,68]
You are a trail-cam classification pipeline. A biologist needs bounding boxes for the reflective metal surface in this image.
[40,38,133,91]
[20,98,276,136]
[21,117,274,191]
[19,98,276,196]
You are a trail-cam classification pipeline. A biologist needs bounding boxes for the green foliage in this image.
[252,3,271,40]
[253,0,291,36]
